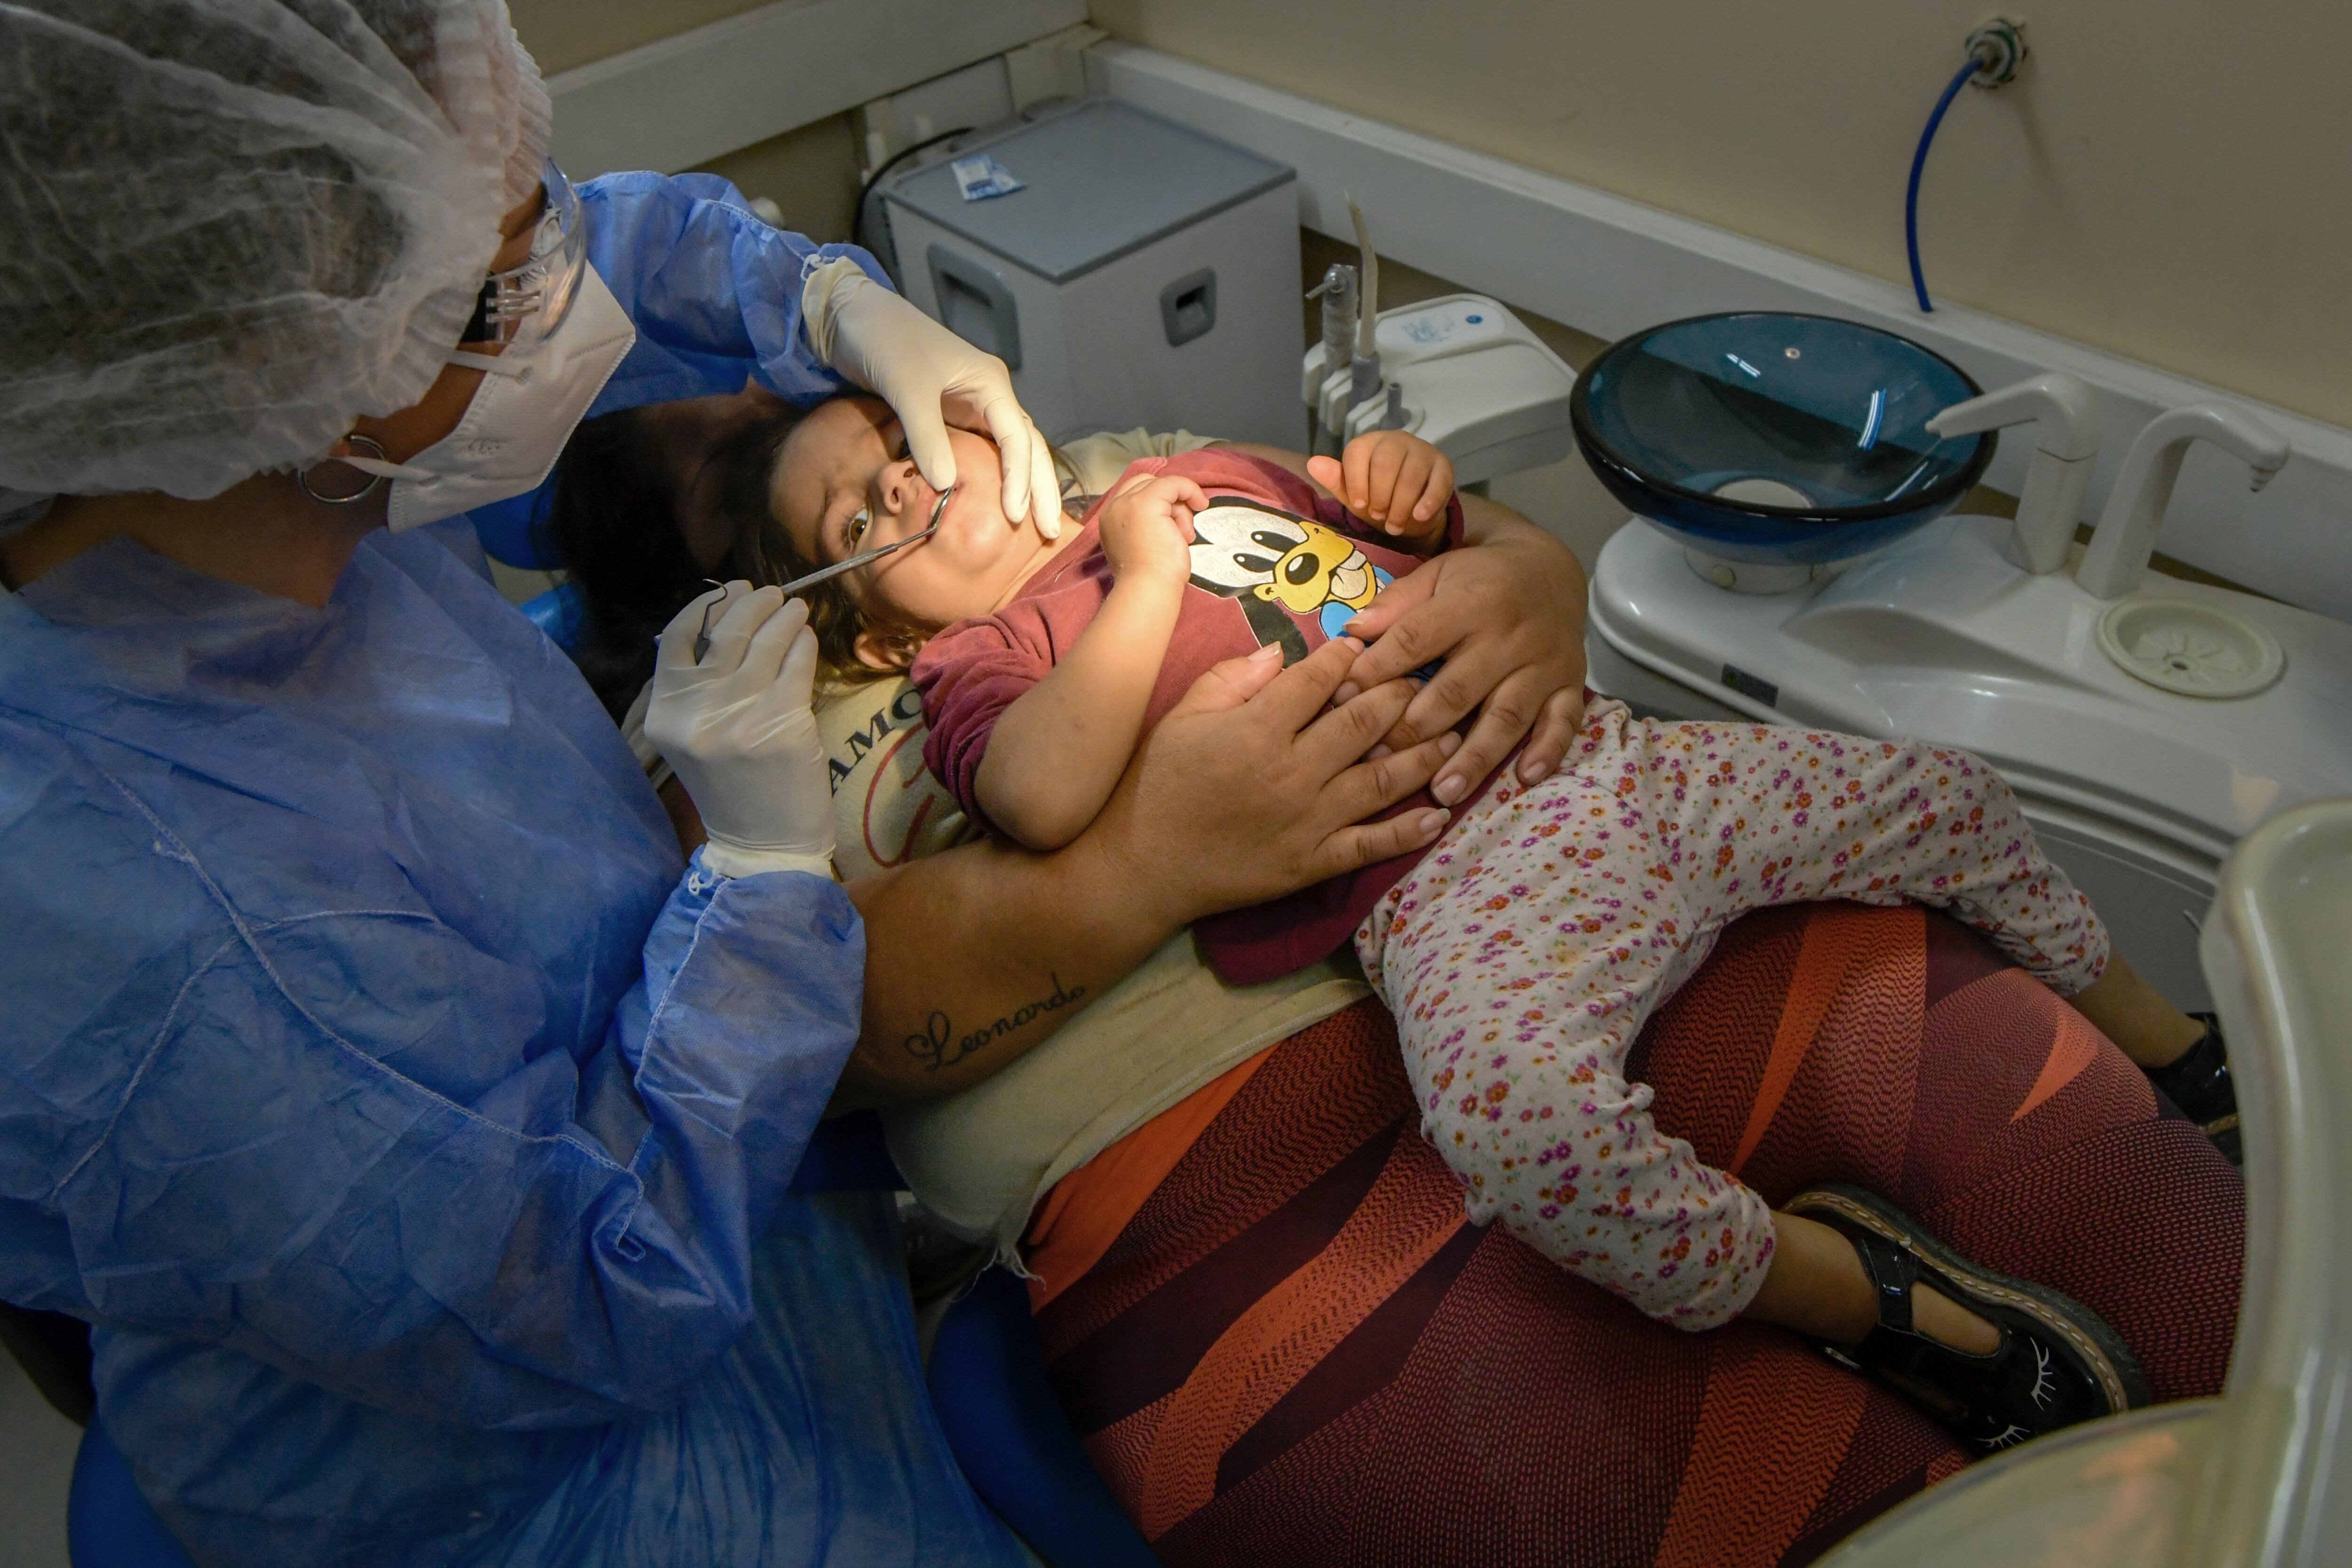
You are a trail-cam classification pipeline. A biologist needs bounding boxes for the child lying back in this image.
[756,393,2220,1451]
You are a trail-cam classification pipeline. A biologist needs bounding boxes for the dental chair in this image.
[521,578,585,651]
[48,1108,1158,1568]
[1816,796,2352,1568]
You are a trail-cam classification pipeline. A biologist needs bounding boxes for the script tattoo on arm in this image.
[903,972,1089,1073]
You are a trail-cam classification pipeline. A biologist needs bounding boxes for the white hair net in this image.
[0,0,552,500]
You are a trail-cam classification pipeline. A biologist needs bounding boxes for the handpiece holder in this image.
[1926,371,2101,575]
[1304,195,1402,442]
[2075,402,2290,599]
[1305,263,1358,458]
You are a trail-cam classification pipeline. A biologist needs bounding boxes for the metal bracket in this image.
[1966,18,2029,88]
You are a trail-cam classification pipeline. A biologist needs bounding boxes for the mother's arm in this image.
[834,638,1456,1107]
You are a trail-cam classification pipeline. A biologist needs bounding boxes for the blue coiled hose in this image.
[1905,56,1991,312]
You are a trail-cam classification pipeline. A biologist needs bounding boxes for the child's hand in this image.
[1308,431,1454,545]
[1097,470,1208,589]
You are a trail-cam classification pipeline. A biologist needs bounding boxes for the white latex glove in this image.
[644,582,836,879]
[803,256,1063,540]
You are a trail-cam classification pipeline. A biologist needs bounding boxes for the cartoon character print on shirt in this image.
[1186,499,1394,662]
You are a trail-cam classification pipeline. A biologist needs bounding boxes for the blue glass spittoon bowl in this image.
[1569,312,1996,567]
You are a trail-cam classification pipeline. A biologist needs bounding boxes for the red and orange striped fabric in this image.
[1029,903,2242,1567]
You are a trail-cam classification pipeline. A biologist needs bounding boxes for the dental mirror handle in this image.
[776,523,936,597]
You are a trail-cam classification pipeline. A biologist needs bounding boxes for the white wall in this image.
[1091,0,2352,434]
[511,0,868,234]
[510,0,772,76]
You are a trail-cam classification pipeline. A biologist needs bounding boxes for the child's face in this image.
[773,397,1039,644]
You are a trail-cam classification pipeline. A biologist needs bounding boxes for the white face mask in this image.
[343,261,636,532]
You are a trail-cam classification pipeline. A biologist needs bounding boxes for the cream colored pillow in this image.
[619,668,974,879]
[819,677,977,881]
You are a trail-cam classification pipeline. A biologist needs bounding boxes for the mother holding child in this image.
[557,365,2245,1566]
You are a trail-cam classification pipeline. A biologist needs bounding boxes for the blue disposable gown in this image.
[584,170,879,412]
[0,527,1022,1565]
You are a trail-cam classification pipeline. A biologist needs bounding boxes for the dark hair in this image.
[548,405,823,716]
[548,397,922,716]
[546,408,698,717]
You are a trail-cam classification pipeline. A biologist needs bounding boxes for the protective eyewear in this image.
[460,159,588,345]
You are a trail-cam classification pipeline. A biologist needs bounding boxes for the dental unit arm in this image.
[1305,261,1358,457]
[1298,198,1576,482]
[1303,198,1416,447]
[1345,197,1396,427]
[1925,372,2102,575]
[2075,402,2291,599]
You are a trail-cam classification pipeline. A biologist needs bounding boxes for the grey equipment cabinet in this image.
[880,99,1305,450]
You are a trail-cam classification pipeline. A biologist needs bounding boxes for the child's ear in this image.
[851,625,915,673]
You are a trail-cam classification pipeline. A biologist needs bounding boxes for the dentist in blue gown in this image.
[0,4,1490,1566]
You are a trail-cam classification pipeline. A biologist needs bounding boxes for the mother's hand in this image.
[1099,636,1460,926]
[1337,501,1591,804]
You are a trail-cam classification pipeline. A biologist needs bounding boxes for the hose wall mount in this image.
[1906,17,2030,313]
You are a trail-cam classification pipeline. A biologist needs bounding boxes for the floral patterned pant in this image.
[1353,701,2107,1330]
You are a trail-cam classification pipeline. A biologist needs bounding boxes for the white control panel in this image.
[1303,294,1578,486]
[1374,297,1515,357]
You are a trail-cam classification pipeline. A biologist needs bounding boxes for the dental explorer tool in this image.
[771,484,954,600]
[689,578,726,663]
[686,488,954,662]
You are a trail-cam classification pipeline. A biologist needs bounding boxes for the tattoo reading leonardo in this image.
[904,972,1088,1071]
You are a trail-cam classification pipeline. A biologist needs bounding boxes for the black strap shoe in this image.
[2146,1013,2240,1164]
[1785,1184,2150,1454]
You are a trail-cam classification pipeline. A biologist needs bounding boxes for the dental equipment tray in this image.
[880,99,1304,449]
[882,99,1290,284]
